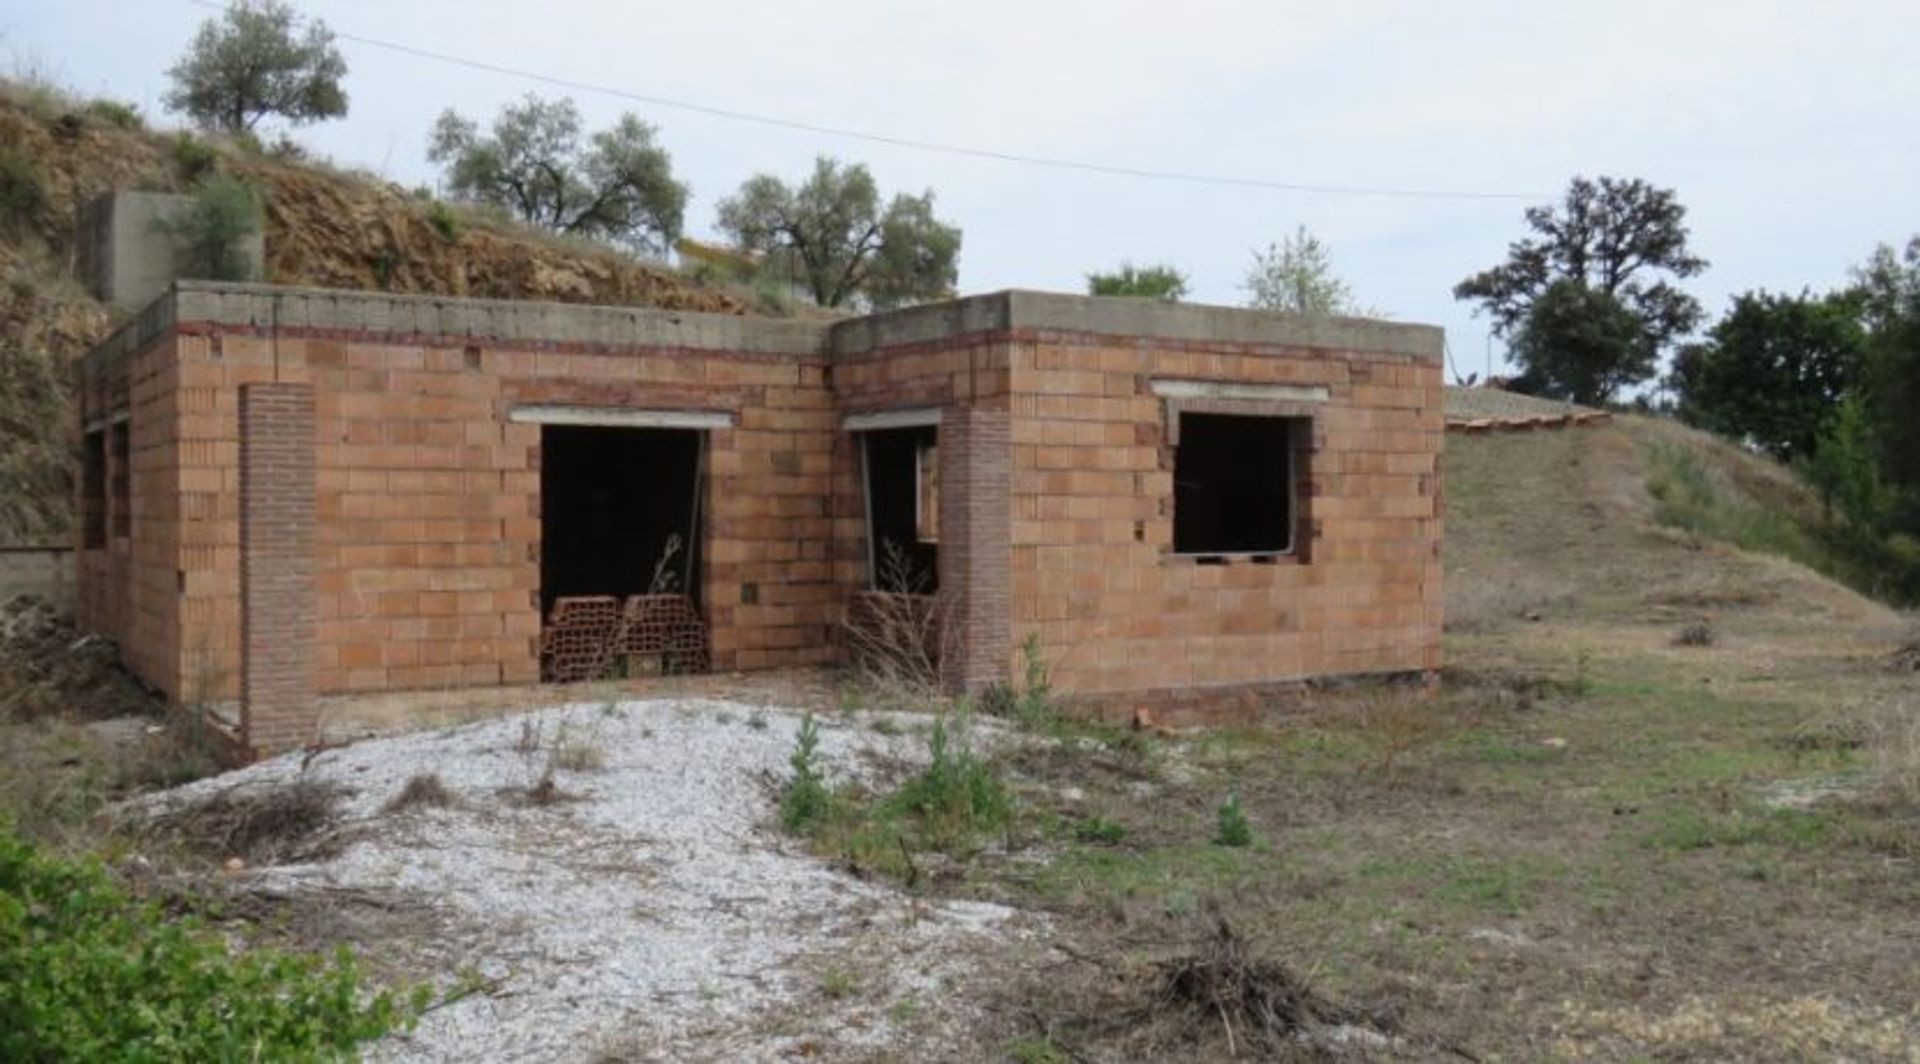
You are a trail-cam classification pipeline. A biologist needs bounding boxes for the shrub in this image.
[0,152,46,237]
[426,200,461,242]
[780,714,833,833]
[1214,792,1254,848]
[0,821,418,1059]
[81,99,143,130]
[154,175,262,281]
[170,132,219,180]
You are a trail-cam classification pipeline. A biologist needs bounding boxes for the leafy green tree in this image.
[164,0,347,133]
[1457,176,1707,397]
[1671,290,1866,461]
[1241,226,1358,315]
[716,156,960,309]
[1852,236,1920,528]
[1506,280,1647,404]
[1086,262,1187,300]
[429,95,687,254]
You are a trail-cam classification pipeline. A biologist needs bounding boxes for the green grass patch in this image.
[1637,806,1837,852]
[1355,853,1563,917]
[1645,440,1821,562]
[1011,841,1260,912]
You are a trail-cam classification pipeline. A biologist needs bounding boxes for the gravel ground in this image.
[140,698,1039,1061]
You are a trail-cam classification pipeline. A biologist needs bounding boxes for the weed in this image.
[423,200,461,241]
[780,714,833,833]
[818,966,858,1000]
[885,713,1011,843]
[549,722,607,773]
[384,773,458,813]
[887,997,921,1024]
[1072,816,1128,845]
[868,715,901,737]
[0,151,45,236]
[1214,792,1253,848]
[514,716,543,755]
[170,132,218,181]
[1006,1035,1070,1064]
[521,773,577,807]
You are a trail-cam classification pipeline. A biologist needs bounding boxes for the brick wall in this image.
[150,325,840,698]
[76,287,1441,717]
[937,406,1012,692]
[239,383,316,753]
[1006,332,1443,707]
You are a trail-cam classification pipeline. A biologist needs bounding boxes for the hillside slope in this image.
[0,83,753,543]
[1445,413,1901,636]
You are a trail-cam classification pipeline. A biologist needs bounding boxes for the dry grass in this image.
[550,726,608,773]
[1673,621,1716,646]
[384,772,458,813]
[1861,696,1920,807]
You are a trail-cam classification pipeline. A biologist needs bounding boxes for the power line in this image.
[183,0,1547,202]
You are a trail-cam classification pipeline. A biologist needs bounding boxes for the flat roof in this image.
[83,280,1444,374]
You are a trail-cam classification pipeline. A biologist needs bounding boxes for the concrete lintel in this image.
[842,406,943,432]
[165,281,831,357]
[1150,379,1332,404]
[830,290,1443,361]
[508,405,735,430]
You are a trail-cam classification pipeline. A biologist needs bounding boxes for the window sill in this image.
[1166,550,1303,566]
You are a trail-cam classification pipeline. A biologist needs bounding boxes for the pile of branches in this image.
[1152,916,1367,1058]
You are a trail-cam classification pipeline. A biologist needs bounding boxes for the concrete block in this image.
[78,191,265,312]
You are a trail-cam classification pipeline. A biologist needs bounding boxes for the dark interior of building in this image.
[1173,412,1296,555]
[540,425,702,613]
[862,425,939,592]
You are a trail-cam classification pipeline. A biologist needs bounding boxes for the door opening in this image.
[537,425,709,680]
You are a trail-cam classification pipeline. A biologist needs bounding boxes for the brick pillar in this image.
[239,383,316,756]
[937,406,1011,693]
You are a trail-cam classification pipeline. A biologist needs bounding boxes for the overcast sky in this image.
[9,1,1917,380]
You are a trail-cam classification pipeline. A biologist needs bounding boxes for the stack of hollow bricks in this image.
[76,285,1442,755]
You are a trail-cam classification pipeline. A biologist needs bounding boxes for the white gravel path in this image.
[142,698,1038,1061]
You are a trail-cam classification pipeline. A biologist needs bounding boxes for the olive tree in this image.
[716,156,960,309]
[164,0,347,132]
[429,95,687,254]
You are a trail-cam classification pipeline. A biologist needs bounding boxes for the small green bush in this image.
[0,821,418,1059]
[81,99,143,130]
[1214,792,1254,848]
[0,152,47,237]
[780,714,833,833]
[426,200,462,242]
[170,132,219,180]
[154,175,262,281]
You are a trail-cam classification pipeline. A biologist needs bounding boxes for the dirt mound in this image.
[0,594,158,721]
[1445,415,1896,634]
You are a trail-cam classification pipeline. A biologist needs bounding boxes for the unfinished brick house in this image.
[76,281,1443,756]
